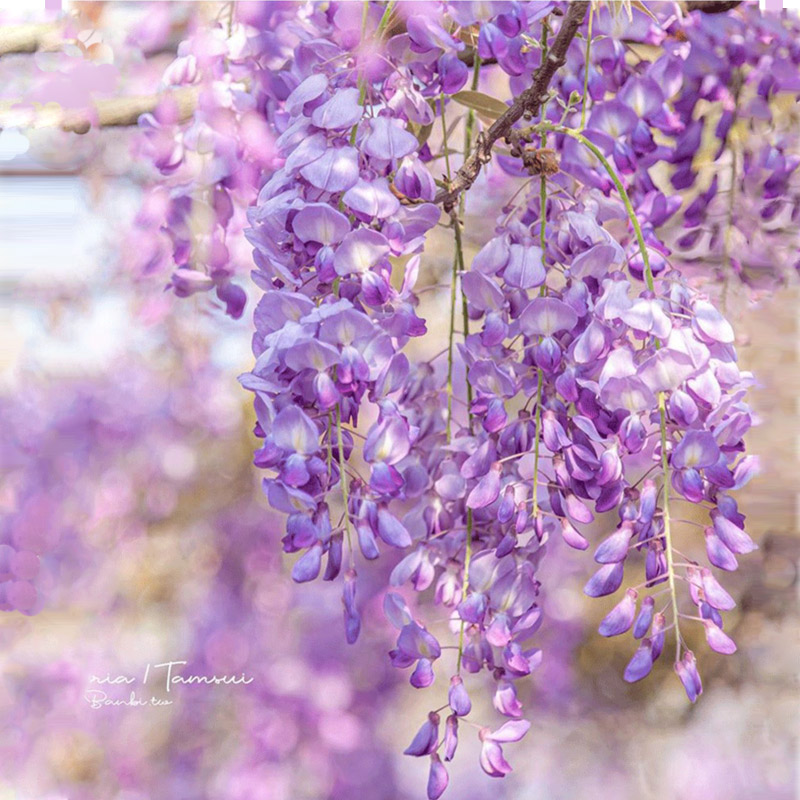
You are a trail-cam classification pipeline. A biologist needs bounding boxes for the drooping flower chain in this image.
[228,2,768,796]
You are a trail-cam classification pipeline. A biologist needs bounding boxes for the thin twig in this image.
[434,1,589,211]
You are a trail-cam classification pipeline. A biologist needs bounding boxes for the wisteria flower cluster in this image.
[211,1,781,794]
[11,1,793,796]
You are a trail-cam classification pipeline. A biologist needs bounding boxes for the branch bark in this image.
[0,24,61,56]
[62,87,198,133]
[435,1,589,211]
[0,86,198,134]
[684,1,742,13]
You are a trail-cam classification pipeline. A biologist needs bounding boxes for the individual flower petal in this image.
[486,719,530,743]
[623,639,654,682]
[311,87,362,129]
[704,621,737,655]
[404,713,440,756]
[411,658,436,688]
[427,754,449,800]
[444,714,458,761]
[397,622,442,661]
[621,297,672,339]
[712,512,757,555]
[333,229,390,276]
[700,568,736,611]
[633,596,655,639]
[462,270,505,311]
[448,675,472,716]
[466,465,501,509]
[692,300,734,344]
[300,144,360,192]
[493,679,523,718]
[363,415,411,465]
[291,203,351,244]
[273,406,320,455]
[342,177,401,218]
[377,509,413,548]
[291,543,322,583]
[285,73,327,115]
[560,518,589,551]
[504,244,545,289]
[594,525,632,563]
[519,297,578,336]
[599,589,637,637]
[672,430,720,470]
[479,740,513,778]
[675,651,703,702]
[584,562,625,597]
[363,116,418,160]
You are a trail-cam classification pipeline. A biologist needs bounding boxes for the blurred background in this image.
[0,3,797,799]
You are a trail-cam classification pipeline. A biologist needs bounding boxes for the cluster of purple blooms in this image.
[553,2,800,294]
[0,354,405,800]
[225,2,779,794]
[127,4,296,318]
[90,1,800,795]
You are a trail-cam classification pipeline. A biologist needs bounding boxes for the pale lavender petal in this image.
[427,754,449,800]
[487,719,530,743]
[333,229,390,275]
[704,621,737,654]
[448,675,472,716]
[311,86,362,129]
[504,244,545,289]
[291,203,351,244]
[377,509,413,548]
[520,297,579,336]
[272,406,320,455]
[712,512,757,555]
[692,299,734,344]
[300,144,359,192]
[363,116,418,160]
[343,177,401,218]
[701,568,736,610]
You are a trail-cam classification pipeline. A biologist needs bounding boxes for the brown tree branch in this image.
[684,1,742,13]
[61,87,198,133]
[435,1,589,211]
[0,23,62,56]
[0,86,198,134]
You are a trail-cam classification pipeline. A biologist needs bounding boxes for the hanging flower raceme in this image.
[230,1,769,795]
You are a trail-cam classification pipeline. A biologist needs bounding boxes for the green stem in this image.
[457,54,481,434]
[455,507,473,674]
[658,392,681,660]
[336,404,354,567]
[455,54,482,673]
[539,16,549,248]
[531,369,544,518]
[327,411,334,477]
[376,0,396,35]
[532,20,550,517]
[536,123,653,292]
[580,5,593,131]
[441,93,459,444]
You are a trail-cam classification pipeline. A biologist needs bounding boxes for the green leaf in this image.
[451,91,508,122]
[416,121,434,147]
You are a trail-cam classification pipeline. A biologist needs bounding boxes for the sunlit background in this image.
[0,3,798,799]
